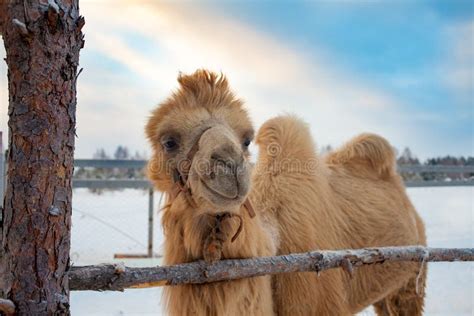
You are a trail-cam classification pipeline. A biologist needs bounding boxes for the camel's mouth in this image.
[198,177,248,209]
[199,178,240,200]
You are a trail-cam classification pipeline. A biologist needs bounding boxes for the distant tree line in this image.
[396,147,474,181]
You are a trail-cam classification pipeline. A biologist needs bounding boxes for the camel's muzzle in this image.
[169,124,255,216]
[192,125,251,208]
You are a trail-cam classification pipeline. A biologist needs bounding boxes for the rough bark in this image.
[0,2,6,35]
[0,0,84,314]
[69,246,474,291]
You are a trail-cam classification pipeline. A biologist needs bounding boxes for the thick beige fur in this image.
[145,70,427,316]
[255,117,426,315]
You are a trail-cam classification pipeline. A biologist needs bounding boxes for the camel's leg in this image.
[373,268,426,316]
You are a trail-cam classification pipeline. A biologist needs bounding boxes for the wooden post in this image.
[0,132,4,209]
[147,188,154,257]
[0,1,84,314]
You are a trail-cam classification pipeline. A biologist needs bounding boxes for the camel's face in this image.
[146,70,254,211]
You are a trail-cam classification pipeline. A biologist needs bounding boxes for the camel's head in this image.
[145,70,253,212]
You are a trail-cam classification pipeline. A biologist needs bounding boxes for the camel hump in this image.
[326,133,396,179]
[256,115,317,164]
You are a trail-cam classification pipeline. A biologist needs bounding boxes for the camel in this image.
[145,69,427,316]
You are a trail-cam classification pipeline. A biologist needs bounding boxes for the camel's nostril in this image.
[211,154,228,165]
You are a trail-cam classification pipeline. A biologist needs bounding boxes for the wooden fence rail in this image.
[68,246,474,291]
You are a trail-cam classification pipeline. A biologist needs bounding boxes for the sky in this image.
[0,0,473,160]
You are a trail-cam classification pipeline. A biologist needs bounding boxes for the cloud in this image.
[0,0,437,158]
[75,0,423,158]
[441,20,474,100]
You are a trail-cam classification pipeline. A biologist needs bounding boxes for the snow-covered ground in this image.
[70,187,473,315]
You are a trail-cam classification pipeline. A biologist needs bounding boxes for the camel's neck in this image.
[161,194,273,265]
[160,194,275,316]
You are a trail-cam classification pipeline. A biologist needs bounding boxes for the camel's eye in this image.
[243,138,251,148]
[161,137,179,152]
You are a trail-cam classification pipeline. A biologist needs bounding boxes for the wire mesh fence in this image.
[64,159,473,267]
[71,188,165,265]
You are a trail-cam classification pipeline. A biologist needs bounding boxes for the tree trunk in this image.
[0,1,84,314]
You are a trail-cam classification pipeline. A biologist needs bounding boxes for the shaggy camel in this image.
[145,70,427,315]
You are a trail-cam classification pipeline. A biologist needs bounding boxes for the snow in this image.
[70,187,473,315]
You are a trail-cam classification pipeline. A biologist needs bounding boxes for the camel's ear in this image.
[145,105,169,151]
[145,109,159,146]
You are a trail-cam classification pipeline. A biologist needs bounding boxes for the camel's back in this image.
[254,115,426,315]
[255,117,425,248]
[325,134,425,247]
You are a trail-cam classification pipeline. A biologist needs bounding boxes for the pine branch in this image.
[69,246,473,291]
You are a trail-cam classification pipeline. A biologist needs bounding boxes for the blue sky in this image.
[210,0,474,155]
[0,0,472,159]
